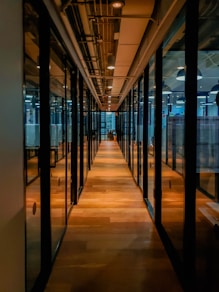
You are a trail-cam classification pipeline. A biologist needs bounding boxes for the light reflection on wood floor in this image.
[45,141,183,292]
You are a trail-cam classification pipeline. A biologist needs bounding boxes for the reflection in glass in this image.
[196,1,219,283]
[133,85,138,182]
[24,2,41,290]
[66,72,72,213]
[147,55,155,212]
[139,78,144,190]
[49,32,68,258]
[83,90,89,183]
[161,7,185,262]
[124,98,129,161]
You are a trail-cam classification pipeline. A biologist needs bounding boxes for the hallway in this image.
[45,141,183,291]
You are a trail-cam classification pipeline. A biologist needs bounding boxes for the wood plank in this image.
[45,141,183,291]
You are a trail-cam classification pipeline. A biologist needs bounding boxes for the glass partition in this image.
[133,84,138,182]
[91,98,98,161]
[195,1,219,289]
[24,2,41,290]
[25,89,40,184]
[197,117,219,198]
[147,55,156,212]
[77,78,81,193]
[124,98,130,163]
[161,7,185,261]
[83,89,89,182]
[117,105,127,157]
[167,116,184,174]
[66,70,72,212]
[139,78,144,190]
[49,31,69,258]
[130,89,134,172]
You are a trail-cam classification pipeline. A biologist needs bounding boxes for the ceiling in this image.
[161,0,219,101]
[24,0,219,112]
[25,0,183,110]
[57,0,156,111]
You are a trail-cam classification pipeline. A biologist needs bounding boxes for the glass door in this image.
[49,31,70,258]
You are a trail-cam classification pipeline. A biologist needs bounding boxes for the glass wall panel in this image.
[123,109,127,155]
[83,89,89,182]
[93,105,100,152]
[147,55,155,211]
[24,2,41,290]
[167,115,184,174]
[161,7,185,261]
[49,32,67,258]
[100,111,106,140]
[120,98,128,161]
[133,84,138,182]
[124,99,130,163]
[195,1,219,290]
[197,117,218,198]
[91,97,95,162]
[130,90,134,172]
[77,78,81,193]
[66,68,72,212]
[139,78,144,190]
[118,106,126,155]
[92,100,97,159]
[99,111,116,142]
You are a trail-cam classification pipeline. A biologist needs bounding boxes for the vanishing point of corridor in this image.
[45,141,183,292]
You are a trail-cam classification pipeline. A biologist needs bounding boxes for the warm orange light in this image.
[110,1,125,9]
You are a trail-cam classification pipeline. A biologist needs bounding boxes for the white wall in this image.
[0,1,25,291]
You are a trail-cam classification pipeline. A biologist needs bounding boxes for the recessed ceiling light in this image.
[110,0,125,9]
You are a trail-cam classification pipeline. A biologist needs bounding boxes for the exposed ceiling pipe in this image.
[78,3,104,95]
[43,0,102,107]
[88,15,156,20]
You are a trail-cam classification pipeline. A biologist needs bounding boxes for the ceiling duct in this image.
[76,3,104,95]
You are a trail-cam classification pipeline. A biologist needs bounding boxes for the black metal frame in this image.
[79,72,84,191]
[183,0,199,288]
[71,66,78,205]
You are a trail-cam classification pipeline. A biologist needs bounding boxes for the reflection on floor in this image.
[45,141,183,292]
[148,150,219,291]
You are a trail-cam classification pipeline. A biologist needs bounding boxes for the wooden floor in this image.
[45,141,183,292]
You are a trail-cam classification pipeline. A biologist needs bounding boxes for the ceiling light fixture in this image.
[210,81,219,94]
[162,82,172,95]
[176,97,185,104]
[200,101,214,106]
[110,0,125,9]
[107,55,115,70]
[107,79,113,89]
[177,66,184,70]
[36,56,40,69]
[176,68,203,81]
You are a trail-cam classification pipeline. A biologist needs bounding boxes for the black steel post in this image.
[79,72,84,189]
[183,0,199,289]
